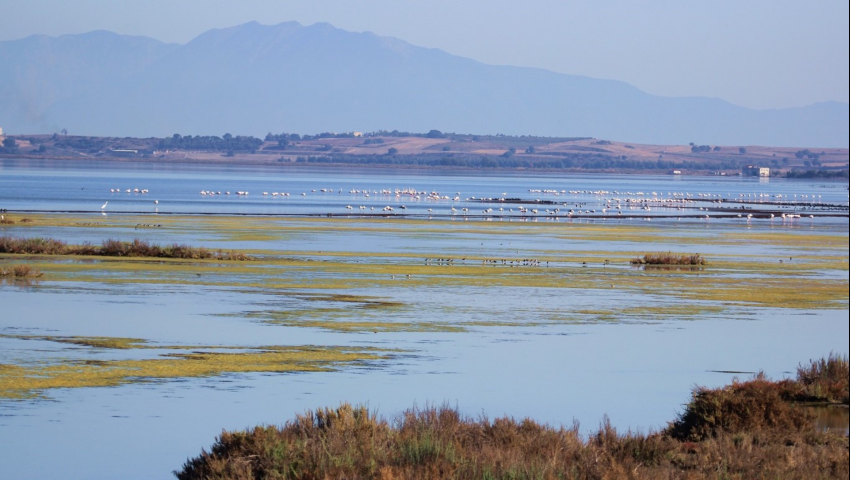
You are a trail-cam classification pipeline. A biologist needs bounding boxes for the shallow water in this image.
[0,161,848,480]
[2,159,847,218]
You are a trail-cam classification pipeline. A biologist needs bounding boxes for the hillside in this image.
[0,22,847,147]
[4,131,848,176]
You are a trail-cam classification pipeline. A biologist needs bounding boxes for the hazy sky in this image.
[2,0,847,110]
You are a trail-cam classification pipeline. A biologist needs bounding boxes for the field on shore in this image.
[4,133,848,174]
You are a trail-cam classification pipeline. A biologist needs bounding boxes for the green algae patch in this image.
[9,335,152,350]
[683,278,849,309]
[260,317,465,333]
[228,293,465,333]
[563,304,728,324]
[0,335,395,400]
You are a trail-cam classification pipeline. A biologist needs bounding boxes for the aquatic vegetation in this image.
[0,264,43,278]
[631,252,706,265]
[0,236,253,260]
[176,357,849,480]
[0,335,395,400]
[795,353,849,404]
[3,214,847,332]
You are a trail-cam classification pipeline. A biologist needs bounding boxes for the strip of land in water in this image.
[2,132,848,176]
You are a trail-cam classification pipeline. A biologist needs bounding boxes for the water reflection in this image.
[807,405,850,435]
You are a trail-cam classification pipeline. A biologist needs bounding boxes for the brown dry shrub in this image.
[666,373,812,441]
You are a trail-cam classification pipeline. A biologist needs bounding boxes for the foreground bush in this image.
[176,357,849,480]
[0,236,251,261]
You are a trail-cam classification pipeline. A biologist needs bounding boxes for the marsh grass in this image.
[795,353,850,404]
[176,358,849,480]
[631,252,706,266]
[15,247,846,311]
[0,264,43,278]
[3,217,847,312]
[0,236,252,260]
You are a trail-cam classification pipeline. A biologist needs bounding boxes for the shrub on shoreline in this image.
[0,236,252,261]
[176,356,849,479]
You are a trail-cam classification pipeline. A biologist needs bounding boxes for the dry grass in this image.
[176,357,849,479]
[0,236,252,260]
[631,252,706,266]
[0,264,43,278]
[795,353,850,404]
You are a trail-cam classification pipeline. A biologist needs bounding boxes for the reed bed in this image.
[0,236,252,260]
[0,264,43,278]
[796,353,850,404]
[631,252,706,266]
[177,356,849,480]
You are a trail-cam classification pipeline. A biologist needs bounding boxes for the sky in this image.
[1,0,847,110]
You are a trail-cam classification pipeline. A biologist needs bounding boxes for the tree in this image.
[738,147,747,154]
[60,128,68,135]
[2,138,16,149]
[426,130,444,138]
[387,148,398,155]
[525,145,536,154]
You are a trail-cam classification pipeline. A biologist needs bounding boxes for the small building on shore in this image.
[743,165,770,177]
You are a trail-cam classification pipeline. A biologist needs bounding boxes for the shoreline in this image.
[3,152,849,178]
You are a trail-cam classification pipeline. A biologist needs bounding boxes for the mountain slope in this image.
[0,30,178,133]
[1,22,847,147]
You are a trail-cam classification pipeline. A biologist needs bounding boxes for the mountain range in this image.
[1,21,847,147]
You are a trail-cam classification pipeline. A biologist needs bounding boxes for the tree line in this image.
[158,134,263,153]
[284,153,755,172]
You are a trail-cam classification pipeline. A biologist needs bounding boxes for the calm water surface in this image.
[0,160,848,480]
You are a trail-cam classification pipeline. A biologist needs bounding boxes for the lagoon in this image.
[0,160,848,479]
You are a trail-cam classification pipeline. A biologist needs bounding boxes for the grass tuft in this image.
[0,264,43,278]
[631,252,706,265]
[0,236,252,260]
[795,353,849,404]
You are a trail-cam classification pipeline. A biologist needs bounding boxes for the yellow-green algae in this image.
[4,214,847,313]
[9,213,847,250]
[4,246,847,310]
[0,335,394,400]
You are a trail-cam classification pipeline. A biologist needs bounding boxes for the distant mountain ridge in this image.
[1,21,847,147]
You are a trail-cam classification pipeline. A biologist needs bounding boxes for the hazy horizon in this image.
[1,0,847,111]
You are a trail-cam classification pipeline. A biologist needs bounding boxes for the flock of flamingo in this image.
[94,185,841,221]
